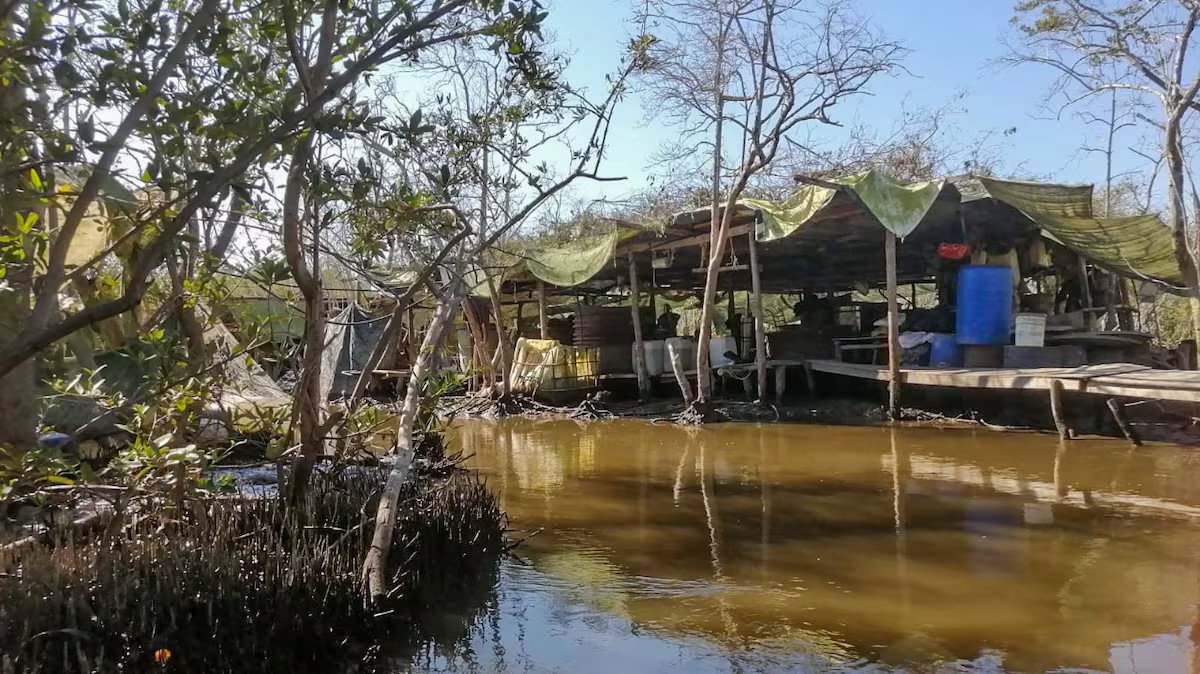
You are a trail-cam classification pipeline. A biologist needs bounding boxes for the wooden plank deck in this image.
[807,359,1200,404]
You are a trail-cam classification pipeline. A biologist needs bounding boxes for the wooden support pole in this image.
[748,231,767,402]
[537,279,549,340]
[885,231,902,420]
[648,281,657,334]
[1077,254,1093,325]
[1049,379,1070,441]
[629,255,650,397]
[1106,398,1143,446]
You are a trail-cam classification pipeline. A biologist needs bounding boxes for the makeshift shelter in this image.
[462,170,1195,416]
[205,321,291,418]
[319,303,393,401]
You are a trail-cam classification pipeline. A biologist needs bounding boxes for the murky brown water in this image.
[421,419,1200,673]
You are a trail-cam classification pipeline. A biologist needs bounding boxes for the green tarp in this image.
[740,170,1183,289]
[469,225,644,294]
[746,170,945,242]
[977,177,1184,287]
[468,173,1186,293]
[525,229,622,287]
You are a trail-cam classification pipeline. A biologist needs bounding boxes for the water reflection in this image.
[431,420,1200,673]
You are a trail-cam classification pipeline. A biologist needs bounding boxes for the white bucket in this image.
[642,340,666,376]
[709,336,737,368]
[1014,313,1047,347]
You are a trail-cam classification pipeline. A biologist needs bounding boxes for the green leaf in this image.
[29,168,41,191]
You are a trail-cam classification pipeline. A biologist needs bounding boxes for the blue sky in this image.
[542,0,1157,205]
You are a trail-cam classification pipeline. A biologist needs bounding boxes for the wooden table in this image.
[832,336,887,364]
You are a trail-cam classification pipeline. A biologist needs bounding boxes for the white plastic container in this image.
[641,340,666,376]
[1014,313,1047,347]
[665,337,695,373]
[709,336,737,368]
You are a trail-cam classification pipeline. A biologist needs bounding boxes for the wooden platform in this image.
[807,360,1200,404]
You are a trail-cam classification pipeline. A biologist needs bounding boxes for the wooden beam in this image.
[692,263,755,274]
[748,231,767,401]
[623,223,753,253]
[1049,379,1070,441]
[629,255,650,397]
[885,231,902,420]
[1106,398,1142,446]
[537,279,548,339]
[620,203,864,255]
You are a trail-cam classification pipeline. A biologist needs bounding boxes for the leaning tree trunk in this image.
[1165,116,1200,347]
[363,278,464,605]
[696,179,751,404]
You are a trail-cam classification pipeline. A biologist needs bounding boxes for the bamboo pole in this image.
[629,255,650,397]
[885,231,902,420]
[537,279,549,339]
[748,231,767,401]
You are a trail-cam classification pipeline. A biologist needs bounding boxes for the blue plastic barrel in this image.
[929,334,963,367]
[956,265,1012,345]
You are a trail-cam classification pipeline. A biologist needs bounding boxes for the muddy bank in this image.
[440,390,1200,446]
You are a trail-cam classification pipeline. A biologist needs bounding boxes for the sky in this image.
[540,0,1160,208]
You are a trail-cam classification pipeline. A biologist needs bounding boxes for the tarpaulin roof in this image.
[468,224,647,294]
[481,172,1184,294]
[746,170,945,242]
[975,177,1183,288]
[738,170,1183,290]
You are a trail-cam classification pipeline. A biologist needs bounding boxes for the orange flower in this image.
[154,648,172,665]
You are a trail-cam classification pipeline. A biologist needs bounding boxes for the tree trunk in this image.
[748,231,767,401]
[363,278,463,605]
[282,140,325,505]
[1165,108,1200,343]
[485,273,512,396]
[166,251,207,371]
[0,27,36,451]
[696,88,727,403]
[0,285,37,451]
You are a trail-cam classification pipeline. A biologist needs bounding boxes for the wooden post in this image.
[1049,379,1070,441]
[537,279,549,340]
[629,255,650,397]
[885,231,902,420]
[1117,277,1134,331]
[648,282,658,335]
[748,231,767,401]
[1106,398,1143,446]
[1077,254,1093,326]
